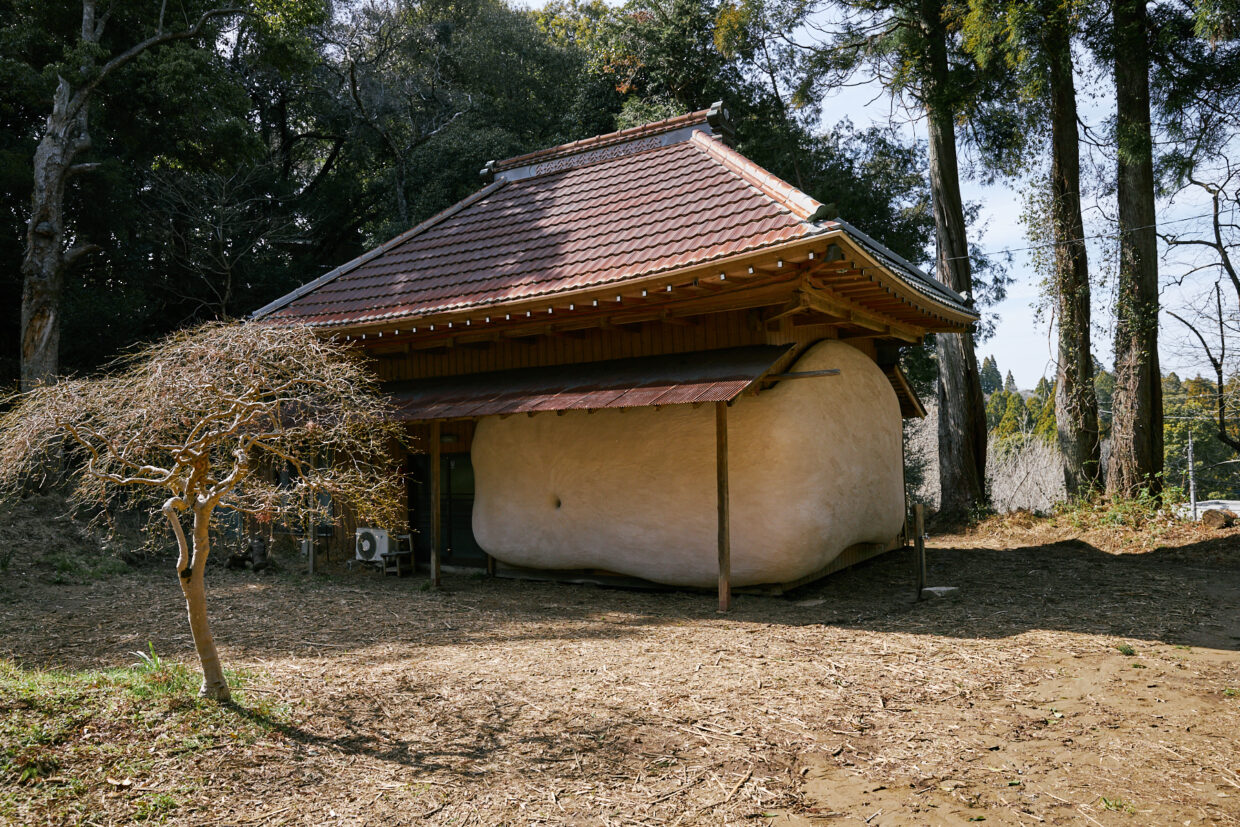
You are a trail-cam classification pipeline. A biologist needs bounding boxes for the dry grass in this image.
[954,495,1229,555]
[2,517,1240,825]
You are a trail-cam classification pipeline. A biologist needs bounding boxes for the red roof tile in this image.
[253,110,974,327]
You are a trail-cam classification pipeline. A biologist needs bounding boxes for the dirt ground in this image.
[3,522,1240,826]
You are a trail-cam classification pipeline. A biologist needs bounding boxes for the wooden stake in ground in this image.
[914,504,926,600]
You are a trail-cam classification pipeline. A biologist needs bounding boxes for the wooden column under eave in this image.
[716,400,731,613]
[430,420,442,588]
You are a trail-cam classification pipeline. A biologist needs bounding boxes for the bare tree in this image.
[1164,155,1240,455]
[21,1,246,390]
[0,322,406,699]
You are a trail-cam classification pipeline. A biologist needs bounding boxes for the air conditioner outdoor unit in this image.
[355,527,390,562]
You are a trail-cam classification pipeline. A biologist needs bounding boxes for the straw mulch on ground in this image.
[3,523,1239,825]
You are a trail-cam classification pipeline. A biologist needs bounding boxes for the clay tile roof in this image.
[253,109,973,328]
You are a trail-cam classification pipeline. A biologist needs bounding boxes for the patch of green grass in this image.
[41,550,130,582]
[1115,643,1136,656]
[132,791,179,821]
[1224,687,1237,698]
[1055,483,1184,531]
[1101,796,1136,814]
[0,653,288,791]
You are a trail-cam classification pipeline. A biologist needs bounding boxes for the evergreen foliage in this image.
[980,355,1002,395]
[3,0,1239,513]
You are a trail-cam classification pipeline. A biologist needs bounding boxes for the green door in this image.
[406,452,485,567]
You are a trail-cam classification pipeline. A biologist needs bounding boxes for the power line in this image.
[943,209,1233,263]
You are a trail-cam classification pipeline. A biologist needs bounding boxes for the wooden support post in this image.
[913,504,925,600]
[716,401,731,613]
[486,554,496,577]
[430,420,442,589]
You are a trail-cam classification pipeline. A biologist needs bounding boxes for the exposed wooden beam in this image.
[659,311,697,327]
[802,286,922,343]
[767,369,841,380]
[430,421,442,589]
[716,401,731,614]
[763,293,812,324]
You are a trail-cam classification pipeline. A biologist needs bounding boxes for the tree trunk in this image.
[20,1,240,387]
[921,0,987,518]
[182,506,230,700]
[20,79,87,390]
[1045,14,1101,496]
[1107,0,1163,497]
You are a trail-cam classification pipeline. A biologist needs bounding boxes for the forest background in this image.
[2,0,1237,508]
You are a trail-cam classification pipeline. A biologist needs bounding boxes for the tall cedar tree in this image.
[1107,0,1163,496]
[963,0,1101,495]
[768,0,1018,517]
[921,0,989,518]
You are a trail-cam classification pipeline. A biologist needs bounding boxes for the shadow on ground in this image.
[4,534,1238,677]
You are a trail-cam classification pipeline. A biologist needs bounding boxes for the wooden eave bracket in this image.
[801,283,923,343]
[817,231,979,328]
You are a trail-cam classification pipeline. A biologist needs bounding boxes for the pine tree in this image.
[980,355,1003,395]
[1005,370,1017,393]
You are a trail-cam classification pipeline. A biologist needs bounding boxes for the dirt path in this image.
[2,533,1239,825]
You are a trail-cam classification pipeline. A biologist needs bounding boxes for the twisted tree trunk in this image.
[184,504,230,700]
[921,0,987,518]
[164,496,230,700]
[1107,0,1163,496]
[1045,14,1101,495]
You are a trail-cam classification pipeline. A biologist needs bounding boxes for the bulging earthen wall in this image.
[470,340,904,587]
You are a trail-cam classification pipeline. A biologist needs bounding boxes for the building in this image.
[253,104,977,609]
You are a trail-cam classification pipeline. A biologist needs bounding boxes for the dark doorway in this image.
[406,452,486,568]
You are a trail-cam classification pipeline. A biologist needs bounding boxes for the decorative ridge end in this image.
[688,131,825,222]
[706,101,735,146]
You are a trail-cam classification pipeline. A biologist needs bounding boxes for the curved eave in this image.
[259,230,975,346]
[821,230,978,329]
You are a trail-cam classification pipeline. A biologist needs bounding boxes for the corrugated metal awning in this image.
[882,363,926,419]
[386,345,794,421]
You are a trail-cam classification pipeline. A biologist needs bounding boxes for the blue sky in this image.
[817,76,1223,390]
[518,0,1228,389]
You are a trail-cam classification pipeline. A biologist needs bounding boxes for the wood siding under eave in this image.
[369,303,886,405]
[371,308,774,383]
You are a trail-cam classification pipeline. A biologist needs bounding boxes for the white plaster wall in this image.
[470,340,905,587]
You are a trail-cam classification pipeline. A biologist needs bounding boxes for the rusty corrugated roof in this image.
[253,109,973,328]
[386,345,792,420]
[883,363,927,419]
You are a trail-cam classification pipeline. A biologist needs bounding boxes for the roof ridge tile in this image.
[492,109,711,174]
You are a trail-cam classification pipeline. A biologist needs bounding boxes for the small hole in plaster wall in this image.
[553,496,562,509]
